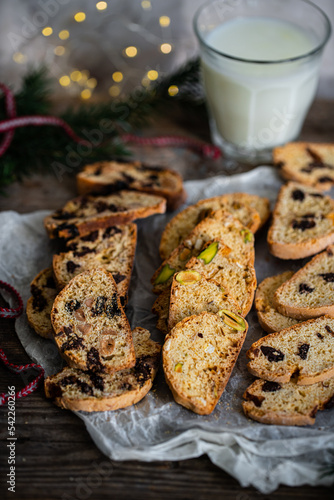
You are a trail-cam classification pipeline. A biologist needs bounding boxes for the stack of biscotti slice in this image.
[26,267,58,338]
[163,311,248,415]
[45,327,161,412]
[53,224,137,306]
[268,181,334,259]
[159,193,270,260]
[44,190,166,239]
[76,160,187,211]
[152,209,255,294]
[243,316,334,425]
[274,142,334,191]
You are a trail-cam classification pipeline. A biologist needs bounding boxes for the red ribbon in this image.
[0,82,221,160]
[0,280,45,405]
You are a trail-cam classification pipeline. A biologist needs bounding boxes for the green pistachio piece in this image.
[176,270,201,285]
[198,241,219,264]
[241,228,253,244]
[218,309,246,331]
[154,264,176,285]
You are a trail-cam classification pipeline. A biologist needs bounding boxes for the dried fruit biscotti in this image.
[77,160,187,211]
[51,267,135,373]
[274,142,334,192]
[152,210,255,293]
[159,193,269,260]
[26,267,57,338]
[45,327,161,412]
[152,289,170,335]
[163,312,247,415]
[168,270,242,331]
[53,224,137,306]
[255,271,299,333]
[44,191,166,239]
[242,376,334,426]
[267,181,334,259]
[247,316,334,385]
[273,246,334,320]
[185,244,257,316]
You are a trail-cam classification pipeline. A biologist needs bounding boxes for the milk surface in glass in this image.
[201,17,320,150]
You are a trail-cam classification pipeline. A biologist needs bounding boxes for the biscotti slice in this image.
[45,327,161,412]
[185,244,257,316]
[274,142,334,191]
[255,271,300,333]
[273,246,334,320]
[247,316,334,385]
[26,267,57,338]
[44,190,166,239]
[267,181,334,259]
[152,289,170,335]
[163,312,247,415]
[77,160,186,211]
[152,210,255,293]
[168,270,242,330]
[242,376,334,426]
[53,224,137,305]
[51,267,135,373]
[159,194,267,260]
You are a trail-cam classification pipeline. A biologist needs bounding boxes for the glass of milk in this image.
[194,0,331,164]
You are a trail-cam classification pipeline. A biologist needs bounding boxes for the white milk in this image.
[201,18,320,150]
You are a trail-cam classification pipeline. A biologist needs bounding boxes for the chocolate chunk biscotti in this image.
[51,267,135,373]
[247,316,334,385]
[26,267,58,338]
[267,181,334,259]
[274,142,334,191]
[77,160,187,211]
[45,327,161,412]
[44,191,166,239]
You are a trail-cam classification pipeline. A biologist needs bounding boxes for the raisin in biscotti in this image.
[45,327,161,412]
[76,160,186,211]
[267,181,334,259]
[273,246,334,320]
[51,267,135,373]
[168,270,242,330]
[159,193,269,260]
[242,376,334,426]
[163,312,247,415]
[44,191,166,239]
[26,267,57,338]
[255,271,299,333]
[185,245,257,316]
[152,289,170,335]
[274,142,334,191]
[53,224,137,305]
[152,210,255,293]
[247,316,334,385]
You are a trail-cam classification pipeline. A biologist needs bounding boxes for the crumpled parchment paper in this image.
[1,166,333,493]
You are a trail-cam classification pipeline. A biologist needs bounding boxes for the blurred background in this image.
[0,0,333,103]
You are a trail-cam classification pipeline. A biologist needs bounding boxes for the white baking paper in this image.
[1,166,334,494]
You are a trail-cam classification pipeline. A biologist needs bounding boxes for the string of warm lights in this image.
[11,1,179,102]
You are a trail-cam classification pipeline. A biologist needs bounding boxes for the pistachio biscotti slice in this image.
[267,181,334,259]
[255,271,300,333]
[45,327,161,412]
[26,267,57,338]
[163,312,247,415]
[152,210,255,293]
[273,246,334,320]
[247,316,334,385]
[44,191,166,239]
[53,224,137,305]
[168,270,241,330]
[159,193,269,260]
[51,267,135,373]
[76,160,186,211]
[274,142,334,191]
[242,376,334,426]
[185,243,257,316]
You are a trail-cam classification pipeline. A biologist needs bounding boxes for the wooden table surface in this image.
[1,99,334,500]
